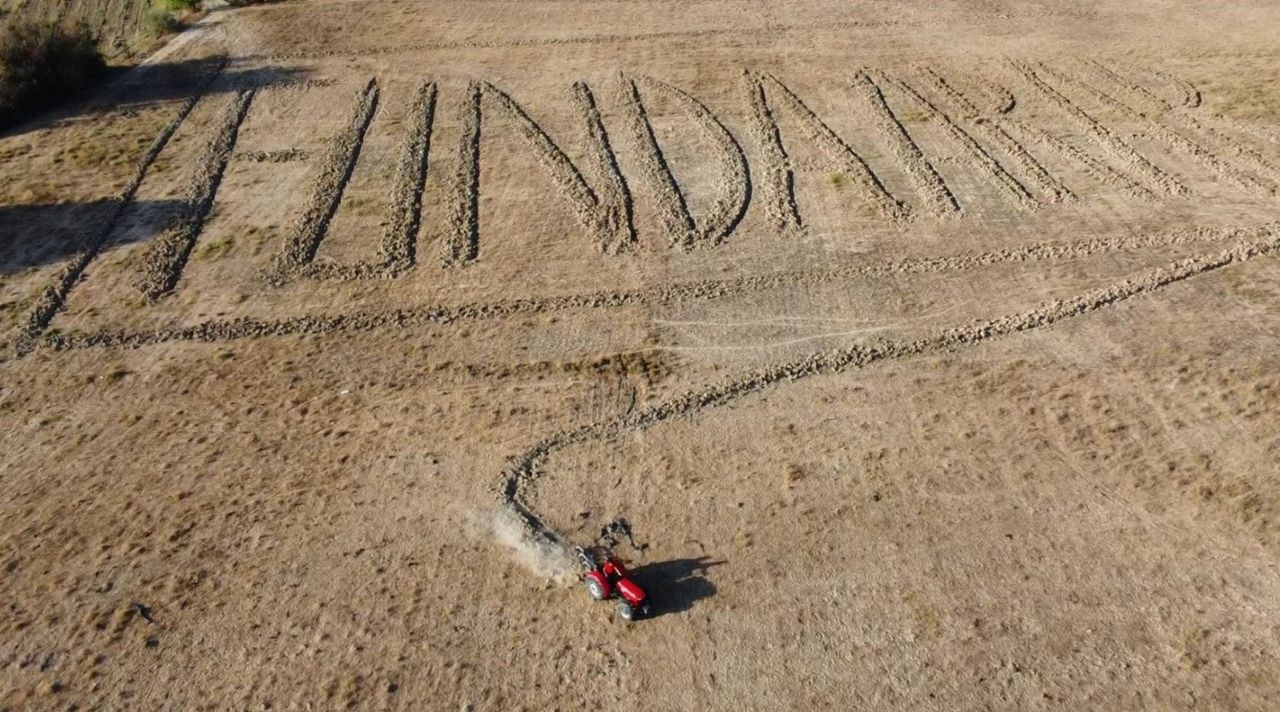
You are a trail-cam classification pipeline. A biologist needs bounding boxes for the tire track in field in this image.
[915,66,1074,203]
[497,229,1280,546]
[1010,60,1187,197]
[12,58,227,357]
[36,222,1270,353]
[135,89,257,300]
[272,78,380,280]
[887,75,1037,209]
[854,70,961,217]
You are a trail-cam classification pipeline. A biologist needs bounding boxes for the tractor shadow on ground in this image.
[629,556,725,618]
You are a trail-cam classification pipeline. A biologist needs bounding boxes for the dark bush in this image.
[143,7,182,37]
[158,0,202,11]
[0,18,106,131]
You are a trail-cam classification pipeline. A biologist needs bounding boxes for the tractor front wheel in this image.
[585,578,607,601]
[617,601,635,621]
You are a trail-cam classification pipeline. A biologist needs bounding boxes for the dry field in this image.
[3,1,1280,709]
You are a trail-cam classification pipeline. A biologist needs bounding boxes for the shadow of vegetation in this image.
[2,56,312,138]
[0,198,181,276]
[630,556,725,618]
[97,56,311,112]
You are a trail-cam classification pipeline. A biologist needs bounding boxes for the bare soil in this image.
[3,1,1280,709]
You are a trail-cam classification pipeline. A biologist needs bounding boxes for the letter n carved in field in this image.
[442,80,637,265]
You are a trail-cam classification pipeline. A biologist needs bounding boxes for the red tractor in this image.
[575,546,651,621]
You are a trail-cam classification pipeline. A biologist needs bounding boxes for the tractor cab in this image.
[574,546,652,621]
[601,558,628,581]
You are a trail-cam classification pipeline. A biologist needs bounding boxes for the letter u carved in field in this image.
[272,79,439,280]
[442,81,636,265]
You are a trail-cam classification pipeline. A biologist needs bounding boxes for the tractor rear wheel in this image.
[617,601,635,621]
[585,578,607,601]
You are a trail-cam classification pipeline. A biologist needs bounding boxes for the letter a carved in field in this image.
[745,71,908,227]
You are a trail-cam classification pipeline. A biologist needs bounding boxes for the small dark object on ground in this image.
[132,602,155,624]
[597,517,648,552]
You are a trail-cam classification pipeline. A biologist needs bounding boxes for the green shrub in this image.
[143,7,181,37]
[158,0,201,12]
[0,18,106,130]
[146,0,201,36]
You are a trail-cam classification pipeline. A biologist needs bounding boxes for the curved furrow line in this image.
[973,76,1016,115]
[1148,68,1201,109]
[634,76,751,249]
[36,222,1269,353]
[497,229,1280,545]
